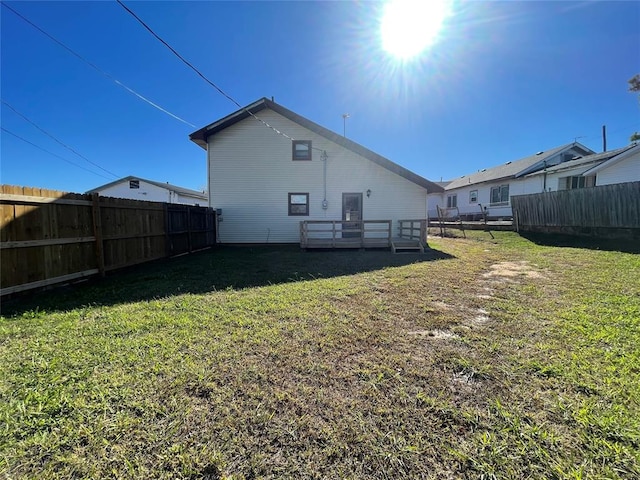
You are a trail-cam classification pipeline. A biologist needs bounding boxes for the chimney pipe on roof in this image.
[602,125,607,152]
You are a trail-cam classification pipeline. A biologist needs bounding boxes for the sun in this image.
[380,0,452,59]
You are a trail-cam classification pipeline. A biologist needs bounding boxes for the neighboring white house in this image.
[428,142,595,219]
[87,176,207,205]
[189,97,444,244]
[583,143,640,186]
[521,144,638,191]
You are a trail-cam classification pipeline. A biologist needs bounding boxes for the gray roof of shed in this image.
[190,97,444,193]
[87,176,207,199]
[445,142,593,190]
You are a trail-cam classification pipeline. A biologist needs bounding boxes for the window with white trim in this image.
[447,194,457,208]
[564,175,595,189]
[469,190,478,203]
[490,184,509,205]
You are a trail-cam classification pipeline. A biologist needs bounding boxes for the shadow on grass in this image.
[1,245,454,316]
[520,232,640,254]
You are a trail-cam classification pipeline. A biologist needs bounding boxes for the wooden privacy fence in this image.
[511,181,640,237]
[0,185,215,296]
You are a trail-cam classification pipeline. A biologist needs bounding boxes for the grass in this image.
[1,232,638,479]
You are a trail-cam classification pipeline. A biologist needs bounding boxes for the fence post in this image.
[164,203,171,257]
[187,207,193,253]
[91,193,105,277]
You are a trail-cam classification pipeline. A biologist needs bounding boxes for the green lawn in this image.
[1,232,639,479]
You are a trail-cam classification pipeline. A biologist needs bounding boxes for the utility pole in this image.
[342,113,350,137]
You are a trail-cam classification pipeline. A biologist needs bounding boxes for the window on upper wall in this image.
[447,194,457,208]
[129,180,140,189]
[469,190,478,203]
[490,184,509,205]
[292,140,312,161]
[288,193,309,216]
[564,175,595,189]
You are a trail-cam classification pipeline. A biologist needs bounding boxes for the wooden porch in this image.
[300,220,428,253]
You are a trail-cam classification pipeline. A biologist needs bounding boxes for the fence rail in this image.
[1,185,215,296]
[397,219,427,243]
[511,181,640,237]
[300,220,392,249]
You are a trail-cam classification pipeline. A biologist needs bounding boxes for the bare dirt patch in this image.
[408,329,459,340]
[483,261,545,280]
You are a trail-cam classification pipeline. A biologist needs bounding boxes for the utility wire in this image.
[2,100,120,178]
[2,2,196,128]
[116,0,297,143]
[1,127,114,180]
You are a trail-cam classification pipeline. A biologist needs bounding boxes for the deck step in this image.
[391,239,424,254]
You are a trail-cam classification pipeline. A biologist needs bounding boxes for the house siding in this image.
[95,180,205,205]
[97,180,172,203]
[208,109,427,243]
[595,150,640,186]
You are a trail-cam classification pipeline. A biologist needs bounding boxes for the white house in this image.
[428,142,595,219]
[583,143,640,186]
[521,144,638,191]
[87,176,207,205]
[189,97,444,244]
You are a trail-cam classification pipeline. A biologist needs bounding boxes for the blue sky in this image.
[1,1,639,193]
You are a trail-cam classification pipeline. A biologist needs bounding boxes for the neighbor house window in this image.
[490,184,509,205]
[288,193,309,216]
[565,175,595,189]
[469,190,478,203]
[129,180,140,189]
[447,194,457,208]
[292,140,312,161]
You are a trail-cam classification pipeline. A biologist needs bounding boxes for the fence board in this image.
[1,186,215,295]
[512,182,640,237]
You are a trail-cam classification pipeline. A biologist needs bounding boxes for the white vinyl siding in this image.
[208,109,427,243]
[94,180,205,205]
[595,151,640,186]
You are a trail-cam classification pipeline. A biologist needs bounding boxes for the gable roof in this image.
[189,97,444,193]
[444,142,594,190]
[87,175,207,199]
[582,143,639,176]
[525,145,634,176]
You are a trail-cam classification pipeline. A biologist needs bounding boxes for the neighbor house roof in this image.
[525,146,633,176]
[189,97,444,193]
[582,143,639,176]
[444,142,594,190]
[87,176,207,199]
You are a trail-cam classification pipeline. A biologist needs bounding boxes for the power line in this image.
[1,2,196,128]
[116,0,297,143]
[1,100,120,178]
[1,127,114,180]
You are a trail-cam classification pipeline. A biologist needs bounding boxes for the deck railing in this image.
[398,219,427,244]
[300,220,392,249]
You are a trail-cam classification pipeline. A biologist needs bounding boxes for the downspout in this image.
[321,150,328,210]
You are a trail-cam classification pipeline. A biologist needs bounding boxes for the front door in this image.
[342,193,363,238]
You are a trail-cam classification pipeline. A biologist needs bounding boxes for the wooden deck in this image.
[300,220,392,249]
[300,219,429,253]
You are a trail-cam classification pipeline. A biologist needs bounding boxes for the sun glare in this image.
[381,0,452,59]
